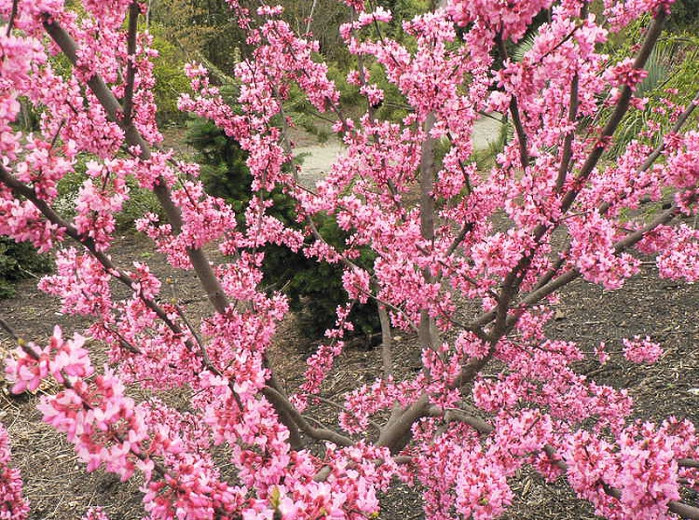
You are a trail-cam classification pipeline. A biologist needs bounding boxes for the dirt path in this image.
[295,115,505,187]
[295,140,345,187]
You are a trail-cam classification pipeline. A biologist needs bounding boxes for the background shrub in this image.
[0,237,53,299]
[186,118,380,340]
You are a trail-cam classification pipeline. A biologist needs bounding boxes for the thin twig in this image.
[0,316,20,342]
[497,36,529,169]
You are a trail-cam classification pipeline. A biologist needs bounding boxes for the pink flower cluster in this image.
[0,425,29,520]
[622,336,663,364]
[0,0,697,518]
[5,328,150,480]
[81,507,109,520]
[605,57,649,90]
[447,0,555,41]
[416,422,514,520]
[603,0,676,30]
[564,418,697,520]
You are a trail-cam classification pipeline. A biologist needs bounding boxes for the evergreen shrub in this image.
[186,118,380,341]
[0,237,53,299]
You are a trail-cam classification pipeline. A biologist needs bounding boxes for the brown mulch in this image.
[0,232,697,519]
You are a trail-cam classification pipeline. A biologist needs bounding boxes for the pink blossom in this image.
[622,336,663,364]
[81,507,110,520]
[0,425,29,520]
[605,57,649,90]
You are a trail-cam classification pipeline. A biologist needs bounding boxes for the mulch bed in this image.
[0,232,697,519]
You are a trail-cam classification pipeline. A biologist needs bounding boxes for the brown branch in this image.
[543,443,699,520]
[453,345,497,389]
[377,394,430,454]
[122,2,140,126]
[556,71,579,192]
[262,385,354,446]
[173,303,205,351]
[470,10,669,341]
[532,253,569,292]
[38,16,311,445]
[502,201,684,332]
[419,113,438,351]
[679,458,699,469]
[469,192,684,333]
[41,15,230,314]
[353,10,377,121]
[496,37,529,169]
[0,164,200,348]
[170,302,246,411]
[666,501,699,519]
[426,406,493,434]
[536,21,584,64]
[378,304,393,378]
[96,324,144,356]
[7,332,246,516]
[305,0,318,35]
[637,88,699,173]
[5,0,18,36]
[536,89,698,293]
[422,410,699,519]
[559,9,667,215]
[446,221,474,257]
[372,11,681,463]
[376,320,496,453]
[467,9,671,333]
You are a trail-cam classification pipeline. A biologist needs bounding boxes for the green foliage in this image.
[367,62,411,122]
[0,237,53,299]
[657,32,699,105]
[471,117,511,171]
[10,98,40,133]
[117,182,164,230]
[187,118,380,340]
[282,0,353,66]
[285,83,333,143]
[185,118,253,216]
[276,0,429,127]
[282,214,380,339]
[600,21,699,157]
[377,0,431,39]
[149,0,247,72]
[510,32,537,63]
[492,7,698,165]
[148,23,192,125]
[607,46,671,156]
[667,0,699,32]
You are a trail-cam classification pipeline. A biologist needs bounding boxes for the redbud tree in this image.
[0,0,698,518]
